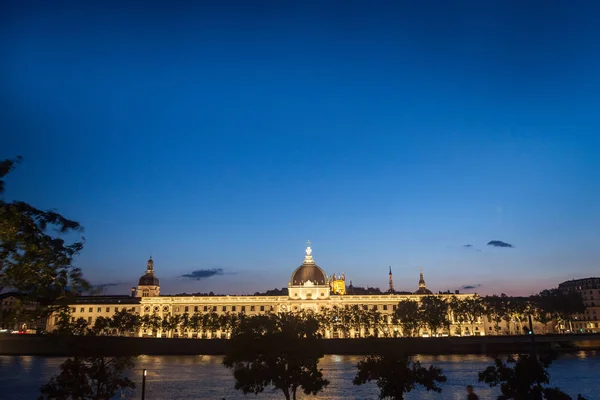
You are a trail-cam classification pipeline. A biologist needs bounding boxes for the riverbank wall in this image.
[1,334,598,357]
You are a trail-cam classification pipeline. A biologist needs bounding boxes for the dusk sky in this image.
[2,1,599,296]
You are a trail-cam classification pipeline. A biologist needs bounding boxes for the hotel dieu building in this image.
[46,243,501,337]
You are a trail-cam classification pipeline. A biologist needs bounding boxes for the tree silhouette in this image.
[392,300,422,337]
[419,295,449,336]
[111,308,140,336]
[353,348,447,399]
[223,313,329,400]
[141,313,161,336]
[0,157,89,311]
[479,352,575,399]
[534,289,585,333]
[39,356,135,400]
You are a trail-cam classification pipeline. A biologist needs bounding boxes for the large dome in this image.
[290,243,328,286]
[139,273,160,286]
[290,263,328,286]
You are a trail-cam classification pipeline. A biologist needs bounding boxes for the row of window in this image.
[574,322,599,329]
[162,304,400,313]
[72,306,136,314]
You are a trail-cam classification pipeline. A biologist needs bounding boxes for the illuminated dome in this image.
[290,242,328,286]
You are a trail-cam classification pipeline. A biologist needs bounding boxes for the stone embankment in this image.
[0,334,598,357]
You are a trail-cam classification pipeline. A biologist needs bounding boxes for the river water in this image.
[0,352,598,399]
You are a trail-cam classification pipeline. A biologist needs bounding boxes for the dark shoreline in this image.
[1,334,599,357]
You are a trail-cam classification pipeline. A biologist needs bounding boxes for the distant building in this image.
[46,243,493,338]
[559,277,600,333]
[0,292,47,332]
[329,273,346,295]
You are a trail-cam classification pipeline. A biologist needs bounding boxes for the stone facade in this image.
[44,244,554,337]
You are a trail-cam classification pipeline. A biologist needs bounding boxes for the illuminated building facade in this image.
[558,277,600,333]
[45,243,551,338]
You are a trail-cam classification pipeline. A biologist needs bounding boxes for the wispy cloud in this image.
[180,269,225,281]
[487,240,514,248]
[89,282,123,295]
[463,244,473,248]
[461,284,482,289]
[94,282,121,289]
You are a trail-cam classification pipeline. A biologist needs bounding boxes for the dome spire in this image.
[304,240,314,264]
[146,256,154,274]
[419,267,426,288]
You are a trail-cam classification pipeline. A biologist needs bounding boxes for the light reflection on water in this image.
[0,352,597,399]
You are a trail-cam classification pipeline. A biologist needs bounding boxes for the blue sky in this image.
[2,1,599,296]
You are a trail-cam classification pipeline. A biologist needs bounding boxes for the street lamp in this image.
[141,369,147,400]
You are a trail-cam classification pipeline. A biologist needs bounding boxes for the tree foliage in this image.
[533,289,585,332]
[478,352,575,399]
[0,157,89,311]
[353,348,447,399]
[419,295,450,335]
[39,356,135,400]
[393,300,421,337]
[223,312,329,400]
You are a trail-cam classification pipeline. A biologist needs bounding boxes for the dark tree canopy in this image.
[223,312,329,400]
[39,356,135,400]
[0,157,89,310]
[533,289,585,328]
[419,295,450,335]
[353,348,447,400]
[479,352,575,399]
[393,300,422,337]
[253,287,288,296]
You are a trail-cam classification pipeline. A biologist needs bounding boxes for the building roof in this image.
[558,277,600,290]
[70,296,140,305]
[0,292,25,300]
